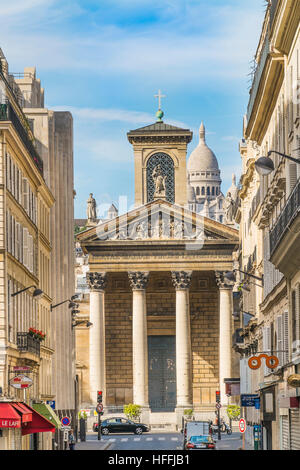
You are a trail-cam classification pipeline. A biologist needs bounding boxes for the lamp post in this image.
[11,285,43,298]
[225,269,263,284]
[254,150,300,176]
[50,295,79,311]
[72,321,93,328]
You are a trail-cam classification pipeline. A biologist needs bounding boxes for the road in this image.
[77,431,250,451]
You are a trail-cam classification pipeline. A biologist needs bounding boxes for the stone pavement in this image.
[75,438,111,451]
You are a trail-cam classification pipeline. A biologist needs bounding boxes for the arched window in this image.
[207,187,210,196]
[196,187,200,196]
[219,215,223,223]
[201,187,205,196]
[216,187,219,196]
[146,153,175,203]
[212,187,215,196]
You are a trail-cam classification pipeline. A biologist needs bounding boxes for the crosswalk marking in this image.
[146,438,153,441]
[158,437,166,441]
[133,438,141,441]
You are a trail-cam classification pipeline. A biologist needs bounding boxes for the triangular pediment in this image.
[77,199,238,245]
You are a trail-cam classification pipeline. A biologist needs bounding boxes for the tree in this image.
[124,404,142,421]
[226,405,241,421]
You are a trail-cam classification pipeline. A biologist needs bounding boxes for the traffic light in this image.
[97,391,103,403]
[216,391,220,403]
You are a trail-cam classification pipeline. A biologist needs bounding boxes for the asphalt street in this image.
[76,431,251,451]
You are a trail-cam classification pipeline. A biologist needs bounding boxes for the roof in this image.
[127,121,193,143]
[128,122,191,133]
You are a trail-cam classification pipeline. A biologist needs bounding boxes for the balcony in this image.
[270,178,300,276]
[0,101,43,175]
[17,332,40,357]
[247,36,270,123]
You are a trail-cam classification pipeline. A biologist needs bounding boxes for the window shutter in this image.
[23,228,28,268]
[23,178,29,214]
[263,326,271,375]
[283,311,289,365]
[277,315,283,368]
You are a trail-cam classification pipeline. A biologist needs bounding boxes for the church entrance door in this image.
[148,336,176,412]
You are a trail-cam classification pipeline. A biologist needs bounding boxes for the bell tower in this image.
[127,99,193,207]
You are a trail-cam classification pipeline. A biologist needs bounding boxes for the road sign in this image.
[61,416,71,426]
[241,394,260,407]
[96,403,103,414]
[239,418,246,433]
[47,400,55,410]
[9,375,33,389]
[216,403,222,409]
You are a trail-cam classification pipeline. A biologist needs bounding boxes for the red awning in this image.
[11,403,32,423]
[0,403,21,428]
[19,404,55,436]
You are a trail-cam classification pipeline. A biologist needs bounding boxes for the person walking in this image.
[68,430,76,450]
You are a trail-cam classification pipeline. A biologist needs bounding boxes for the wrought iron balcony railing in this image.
[270,178,300,256]
[247,36,270,122]
[17,332,41,357]
[269,0,279,29]
[0,101,43,174]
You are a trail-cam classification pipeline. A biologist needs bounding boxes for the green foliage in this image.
[78,410,88,420]
[226,405,241,421]
[123,404,142,420]
[183,409,194,418]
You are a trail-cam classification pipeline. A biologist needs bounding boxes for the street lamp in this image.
[255,150,300,176]
[11,285,43,298]
[72,320,93,328]
[225,269,264,284]
[50,295,79,311]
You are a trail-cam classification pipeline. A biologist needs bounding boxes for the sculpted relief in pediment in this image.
[95,207,207,243]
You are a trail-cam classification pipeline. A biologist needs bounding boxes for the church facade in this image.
[76,115,240,427]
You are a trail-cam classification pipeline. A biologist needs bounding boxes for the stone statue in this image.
[87,193,97,221]
[225,191,234,224]
[152,165,166,198]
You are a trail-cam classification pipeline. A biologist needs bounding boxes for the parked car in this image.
[185,435,216,450]
[93,417,150,435]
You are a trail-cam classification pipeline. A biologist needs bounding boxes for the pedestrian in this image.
[68,430,76,450]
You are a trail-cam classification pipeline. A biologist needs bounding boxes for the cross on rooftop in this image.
[154,89,166,110]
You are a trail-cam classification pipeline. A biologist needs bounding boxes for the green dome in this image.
[156,109,164,122]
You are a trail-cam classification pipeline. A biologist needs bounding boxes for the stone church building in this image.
[76,114,240,428]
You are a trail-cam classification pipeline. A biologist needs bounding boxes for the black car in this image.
[94,417,150,435]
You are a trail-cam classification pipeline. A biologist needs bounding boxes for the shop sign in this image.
[12,366,32,373]
[0,419,20,428]
[9,375,33,389]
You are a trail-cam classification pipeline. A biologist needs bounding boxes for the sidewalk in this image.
[75,438,111,451]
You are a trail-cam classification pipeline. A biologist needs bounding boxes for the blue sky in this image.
[0,0,267,218]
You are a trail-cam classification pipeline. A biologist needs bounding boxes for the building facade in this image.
[0,51,57,450]
[76,118,240,430]
[236,0,300,450]
[0,51,75,450]
[14,69,76,447]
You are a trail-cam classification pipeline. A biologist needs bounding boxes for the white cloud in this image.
[0,0,54,16]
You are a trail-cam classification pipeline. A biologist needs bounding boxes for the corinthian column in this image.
[215,271,233,404]
[86,272,107,405]
[128,272,149,408]
[172,271,193,410]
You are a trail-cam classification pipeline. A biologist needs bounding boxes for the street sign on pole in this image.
[239,418,246,433]
[61,416,71,427]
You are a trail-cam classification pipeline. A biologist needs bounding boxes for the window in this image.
[212,187,215,196]
[207,187,210,196]
[201,187,205,196]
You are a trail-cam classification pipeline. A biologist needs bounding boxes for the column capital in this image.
[86,272,107,291]
[215,271,233,290]
[128,271,149,290]
[171,271,192,290]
